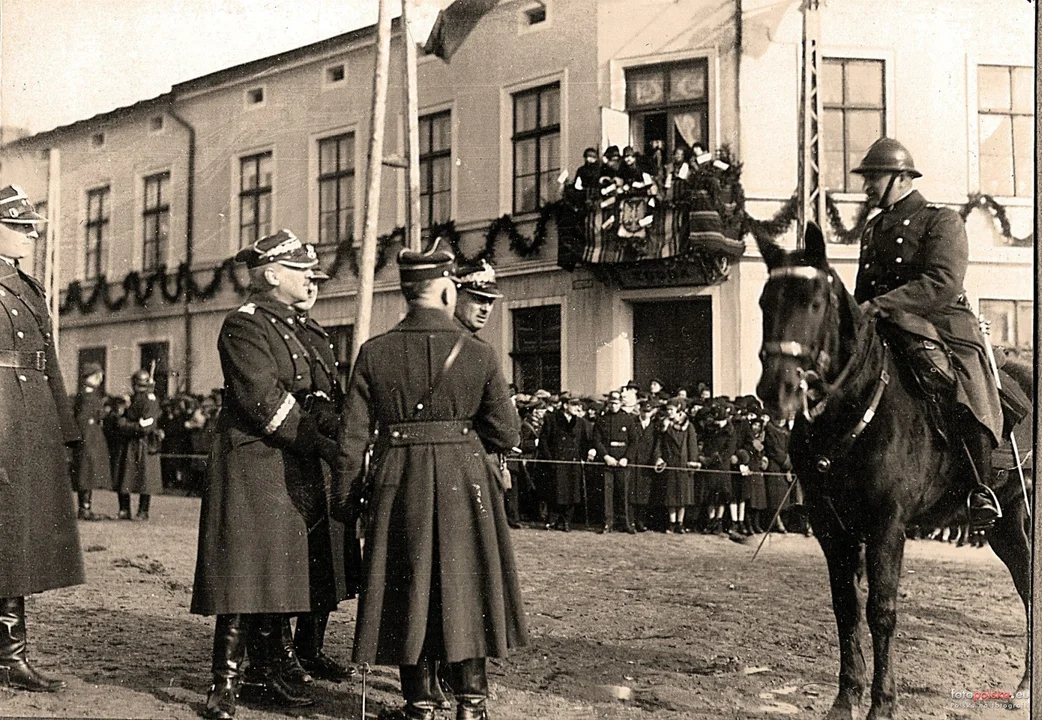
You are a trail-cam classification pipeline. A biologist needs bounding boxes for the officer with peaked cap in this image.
[191,229,337,718]
[0,185,84,692]
[334,238,525,720]
[453,257,503,334]
[852,137,1004,529]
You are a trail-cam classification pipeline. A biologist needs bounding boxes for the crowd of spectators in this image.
[504,380,811,541]
[92,388,222,499]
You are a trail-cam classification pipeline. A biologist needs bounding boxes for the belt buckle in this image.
[35,351,46,371]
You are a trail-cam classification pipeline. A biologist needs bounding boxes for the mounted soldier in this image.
[851,137,1008,530]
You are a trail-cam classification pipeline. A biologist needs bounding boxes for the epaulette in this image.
[237,302,257,315]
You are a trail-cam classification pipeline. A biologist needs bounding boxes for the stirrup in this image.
[966,485,1002,530]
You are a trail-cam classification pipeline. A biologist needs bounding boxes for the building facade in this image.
[0,0,1033,400]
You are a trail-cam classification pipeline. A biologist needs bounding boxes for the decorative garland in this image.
[61,202,565,316]
[960,193,1033,246]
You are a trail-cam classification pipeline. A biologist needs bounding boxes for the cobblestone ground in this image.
[0,493,1028,720]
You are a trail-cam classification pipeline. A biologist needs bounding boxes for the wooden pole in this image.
[46,148,61,351]
[352,0,395,361]
[403,0,423,251]
[796,0,823,248]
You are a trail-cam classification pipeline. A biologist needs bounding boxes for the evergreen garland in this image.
[960,193,1033,246]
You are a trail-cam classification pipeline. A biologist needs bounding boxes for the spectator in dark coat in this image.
[697,398,738,535]
[653,397,701,534]
[538,395,593,531]
[0,187,83,693]
[593,390,638,533]
[763,416,794,533]
[629,399,659,532]
[71,363,112,520]
[114,370,164,521]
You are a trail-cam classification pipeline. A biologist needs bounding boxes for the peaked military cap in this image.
[234,229,319,269]
[454,258,502,299]
[604,145,621,159]
[0,185,47,227]
[398,236,455,284]
[80,362,104,379]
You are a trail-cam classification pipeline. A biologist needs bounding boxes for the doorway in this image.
[632,298,712,397]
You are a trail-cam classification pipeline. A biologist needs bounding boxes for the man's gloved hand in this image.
[604,455,619,467]
[859,301,883,318]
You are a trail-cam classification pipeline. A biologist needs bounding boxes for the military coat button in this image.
[17,374,26,382]
[16,331,23,338]
[895,257,903,264]
[10,309,17,316]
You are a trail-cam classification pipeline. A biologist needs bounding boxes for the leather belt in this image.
[0,350,45,371]
[609,441,627,447]
[385,420,475,446]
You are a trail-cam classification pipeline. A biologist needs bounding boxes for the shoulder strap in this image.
[412,333,467,419]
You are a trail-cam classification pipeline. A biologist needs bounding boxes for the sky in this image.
[1,0,444,136]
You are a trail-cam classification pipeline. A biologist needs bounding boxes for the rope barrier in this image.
[504,456,795,478]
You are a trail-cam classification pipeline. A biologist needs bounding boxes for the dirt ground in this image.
[0,493,1028,720]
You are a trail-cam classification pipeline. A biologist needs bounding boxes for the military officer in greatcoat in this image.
[852,138,1004,529]
[191,229,339,719]
[334,240,525,720]
[0,185,84,692]
[593,390,639,533]
[72,362,112,521]
[284,269,360,684]
[114,369,164,520]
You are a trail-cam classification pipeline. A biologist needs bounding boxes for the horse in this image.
[754,223,1031,720]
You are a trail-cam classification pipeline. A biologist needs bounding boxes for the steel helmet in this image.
[851,138,922,178]
[131,369,155,388]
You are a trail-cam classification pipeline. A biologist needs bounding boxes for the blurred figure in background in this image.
[71,363,112,520]
[114,369,164,521]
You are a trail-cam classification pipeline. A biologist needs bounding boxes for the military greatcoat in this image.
[115,389,164,495]
[854,190,1003,444]
[72,385,113,492]
[293,311,362,607]
[0,262,83,598]
[191,295,336,616]
[335,308,525,666]
[537,409,592,506]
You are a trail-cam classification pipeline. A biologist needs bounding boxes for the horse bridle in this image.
[759,265,838,392]
[760,264,892,473]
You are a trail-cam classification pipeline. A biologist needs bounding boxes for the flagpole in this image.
[46,148,61,352]
[352,0,395,361]
[403,0,423,251]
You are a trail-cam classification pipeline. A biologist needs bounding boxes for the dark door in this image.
[632,298,712,397]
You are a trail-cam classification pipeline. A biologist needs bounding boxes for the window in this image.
[978,65,1033,198]
[419,111,452,229]
[90,132,105,148]
[510,305,561,393]
[821,58,885,192]
[32,200,47,276]
[239,152,273,247]
[325,64,346,85]
[979,299,1033,351]
[512,83,561,214]
[143,172,170,271]
[246,87,265,106]
[85,186,110,281]
[150,116,164,132]
[327,324,354,389]
[77,347,107,395]
[625,59,709,160]
[317,135,355,244]
[139,341,170,398]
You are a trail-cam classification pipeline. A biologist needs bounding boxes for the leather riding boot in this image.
[0,597,66,692]
[294,611,355,681]
[430,657,453,711]
[240,614,313,708]
[961,425,1000,531]
[204,614,247,720]
[276,615,312,687]
[450,657,489,720]
[388,663,437,720]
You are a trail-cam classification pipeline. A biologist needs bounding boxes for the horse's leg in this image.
[864,525,905,720]
[817,532,867,720]
[986,499,1031,697]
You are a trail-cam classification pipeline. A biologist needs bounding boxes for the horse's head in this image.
[756,223,847,421]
